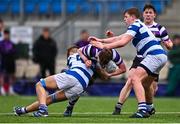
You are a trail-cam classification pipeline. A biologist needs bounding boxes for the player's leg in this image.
[112,79,132,115]
[63,97,79,117]
[129,66,150,118]
[130,54,167,118]
[14,90,67,116]
[0,73,5,95]
[142,76,156,115]
[33,75,67,117]
[152,76,159,96]
[112,69,135,115]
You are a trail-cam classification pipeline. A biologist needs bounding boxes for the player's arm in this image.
[78,48,92,68]
[95,66,111,80]
[162,39,173,50]
[89,34,124,44]
[160,25,173,50]
[90,34,133,49]
[108,62,126,77]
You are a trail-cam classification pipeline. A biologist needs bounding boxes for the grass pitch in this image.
[0,96,180,123]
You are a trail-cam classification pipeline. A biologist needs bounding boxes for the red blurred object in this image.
[3,83,9,92]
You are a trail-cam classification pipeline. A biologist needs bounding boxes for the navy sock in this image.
[68,98,79,108]
[39,104,47,111]
[115,102,123,109]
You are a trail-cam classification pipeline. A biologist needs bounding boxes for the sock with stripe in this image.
[138,102,147,113]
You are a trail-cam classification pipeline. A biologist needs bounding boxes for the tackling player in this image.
[63,44,127,116]
[89,7,167,118]
[112,4,173,116]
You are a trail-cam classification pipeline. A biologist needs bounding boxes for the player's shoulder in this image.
[155,22,166,30]
[134,19,142,26]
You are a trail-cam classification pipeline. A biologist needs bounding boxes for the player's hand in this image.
[88,36,103,42]
[90,40,104,49]
[163,40,173,50]
[85,60,92,68]
[106,30,114,38]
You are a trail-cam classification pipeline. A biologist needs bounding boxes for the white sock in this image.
[9,86,15,94]
[1,86,6,95]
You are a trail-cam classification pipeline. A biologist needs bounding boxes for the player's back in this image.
[66,53,95,89]
[81,44,123,66]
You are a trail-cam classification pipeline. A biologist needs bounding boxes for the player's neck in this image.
[144,21,153,26]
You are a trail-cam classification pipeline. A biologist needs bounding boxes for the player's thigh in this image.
[65,81,84,101]
[140,54,167,75]
[130,67,149,82]
[43,75,58,89]
[53,90,67,101]
[142,76,155,88]
[128,68,136,77]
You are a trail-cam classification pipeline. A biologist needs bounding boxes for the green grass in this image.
[0,96,180,123]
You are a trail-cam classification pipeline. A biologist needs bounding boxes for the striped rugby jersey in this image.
[126,19,166,57]
[81,44,123,66]
[66,53,95,90]
[147,21,170,43]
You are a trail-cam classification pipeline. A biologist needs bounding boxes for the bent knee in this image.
[35,82,42,87]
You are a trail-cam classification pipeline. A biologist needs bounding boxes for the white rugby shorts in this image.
[53,73,84,101]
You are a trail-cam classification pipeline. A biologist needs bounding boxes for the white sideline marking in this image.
[1,112,180,115]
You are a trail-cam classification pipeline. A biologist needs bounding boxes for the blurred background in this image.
[0,0,179,96]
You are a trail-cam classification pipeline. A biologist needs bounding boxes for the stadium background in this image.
[0,0,180,95]
[1,0,180,123]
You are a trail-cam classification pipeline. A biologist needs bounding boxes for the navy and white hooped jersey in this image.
[81,44,123,66]
[147,22,170,43]
[65,53,95,89]
[126,19,166,57]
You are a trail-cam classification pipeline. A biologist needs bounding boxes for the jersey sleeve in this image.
[111,49,123,66]
[125,22,140,37]
[81,45,91,58]
[81,44,98,59]
[159,25,170,42]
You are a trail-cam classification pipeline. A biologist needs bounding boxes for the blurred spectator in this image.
[33,27,57,78]
[0,18,4,95]
[166,34,180,96]
[74,29,89,48]
[0,29,16,95]
[0,18,4,41]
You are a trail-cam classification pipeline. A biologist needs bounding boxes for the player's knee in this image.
[128,74,139,85]
[36,79,47,89]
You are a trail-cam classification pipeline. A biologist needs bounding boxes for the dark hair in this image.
[99,49,112,68]
[4,29,10,34]
[43,27,49,32]
[124,7,140,18]
[67,46,78,58]
[143,4,157,13]
[80,29,88,34]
